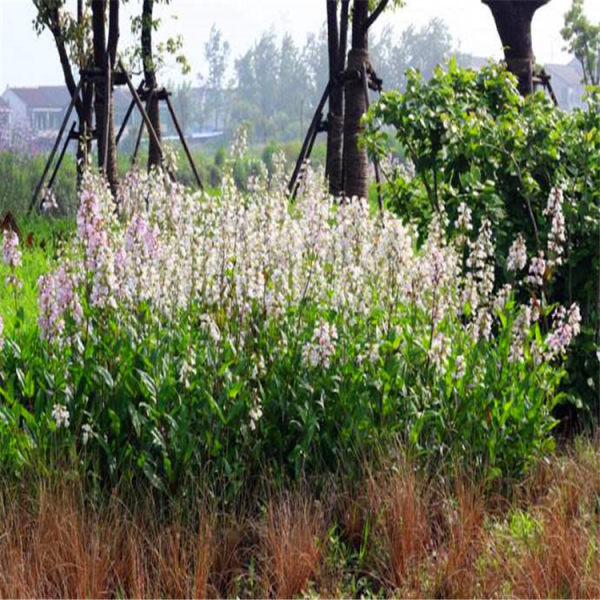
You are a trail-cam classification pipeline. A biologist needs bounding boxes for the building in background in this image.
[544,58,586,111]
[1,85,134,149]
[0,55,590,153]
[0,97,11,130]
[2,86,71,138]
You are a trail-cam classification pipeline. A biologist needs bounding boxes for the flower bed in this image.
[0,161,579,491]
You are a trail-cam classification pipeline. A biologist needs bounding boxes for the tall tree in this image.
[234,31,280,142]
[131,0,189,169]
[141,0,162,169]
[92,0,120,194]
[561,0,600,86]
[371,18,454,87]
[278,34,312,137]
[303,26,329,94]
[204,24,231,130]
[326,0,350,196]
[32,0,93,182]
[343,0,401,199]
[172,81,195,136]
[482,0,550,96]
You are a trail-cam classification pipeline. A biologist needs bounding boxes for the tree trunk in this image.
[482,0,550,96]
[44,4,87,183]
[343,0,370,199]
[142,0,162,170]
[105,0,119,194]
[92,0,119,196]
[51,24,82,116]
[326,0,348,197]
[108,0,119,66]
[92,0,107,171]
[76,0,93,184]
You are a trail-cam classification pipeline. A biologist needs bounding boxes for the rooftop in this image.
[544,59,584,87]
[6,85,71,109]
[3,85,132,111]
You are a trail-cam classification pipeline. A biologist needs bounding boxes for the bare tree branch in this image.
[365,0,390,31]
[32,1,82,118]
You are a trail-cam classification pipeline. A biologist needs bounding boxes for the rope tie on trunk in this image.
[506,57,533,75]
[346,49,371,76]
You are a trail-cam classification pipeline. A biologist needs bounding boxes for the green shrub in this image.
[365,62,600,422]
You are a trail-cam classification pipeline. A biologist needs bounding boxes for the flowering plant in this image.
[0,151,581,489]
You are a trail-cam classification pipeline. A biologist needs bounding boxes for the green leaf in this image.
[227,380,244,399]
[128,404,142,437]
[95,365,115,390]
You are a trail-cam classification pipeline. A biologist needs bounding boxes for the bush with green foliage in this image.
[364,61,600,422]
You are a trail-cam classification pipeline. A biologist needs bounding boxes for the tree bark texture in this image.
[343,0,370,200]
[326,0,346,196]
[92,0,119,195]
[482,0,550,96]
[142,0,163,170]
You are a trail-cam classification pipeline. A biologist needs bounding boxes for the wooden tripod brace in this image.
[29,58,203,214]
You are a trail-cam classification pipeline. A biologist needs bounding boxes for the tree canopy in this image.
[561,0,600,85]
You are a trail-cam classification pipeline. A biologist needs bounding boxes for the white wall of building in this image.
[2,89,28,124]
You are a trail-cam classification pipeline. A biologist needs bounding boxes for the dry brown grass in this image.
[259,491,326,598]
[1,441,600,598]
[0,484,115,598]
[489,442,600,599]
[0,482,217,598]
[372,461,432,591]
[431,480,487,598]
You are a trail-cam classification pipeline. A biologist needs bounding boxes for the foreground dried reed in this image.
[2,441,600,599]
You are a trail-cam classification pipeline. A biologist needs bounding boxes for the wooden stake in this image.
[29,78,83,214]
[48,121,77,191]
[289,81,331,199]
[165,93,204,190]
[118,58,165,160]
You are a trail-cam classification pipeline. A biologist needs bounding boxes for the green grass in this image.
[1,140,323,215]
[0,216,74,334]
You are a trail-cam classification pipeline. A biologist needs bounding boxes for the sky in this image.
[1,0,599,92]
